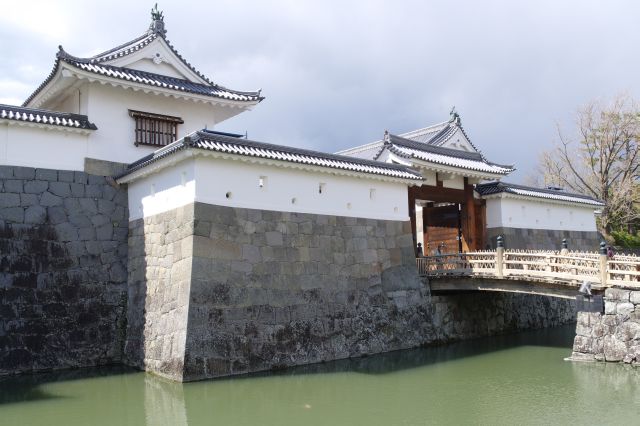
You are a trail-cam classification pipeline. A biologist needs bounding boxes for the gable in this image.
[100,38,208,84]
[438,127,476,153]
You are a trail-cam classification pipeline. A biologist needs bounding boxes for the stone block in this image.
[85,184,103,198]
[242,244,262,264]
[265,231,283,247]
[23,180,48,194]
[58,170,75,182]
[603,335,628,362]
[19,193,38,207]
[109,262,127,283]
[0,166,14,179]
[13,167,35,180]
[55,223,79,242]
[24,205,46,224]
[630,291,640,305]
[0,193,21,208]
[570,352,595,362]
[98,199,116,215]
[85,240,102,255]
[617,302,635,316]
[616,321,640,342]
[68,214,92,228]
[79,199,98,214]
[4,180,23,193]
[1,207,24,223]
[35,169,58,181]
[606,288,630,302]
[47,206,67,224]
[49,182,71,197]
[40,191,63,207]
[74,172,88,184]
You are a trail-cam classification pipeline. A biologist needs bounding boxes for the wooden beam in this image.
[409,184,465,204]
[428,276,601,300]
[464,178,477,251]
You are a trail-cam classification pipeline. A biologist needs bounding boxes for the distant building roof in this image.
[23,13,263,107]
[475,181,605,206]
[116,130,424,183]
[336,112,512,179]
[0,104,97,131]
[337,113,478,158]
[379,133,514,176]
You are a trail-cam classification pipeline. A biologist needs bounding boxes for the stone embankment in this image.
[1,165,579,380]
[572,288,640,364]
[0,165,129,375]
[126,202,578,381]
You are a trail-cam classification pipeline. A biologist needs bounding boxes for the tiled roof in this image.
[62,51,261,102]
[400,117,479,151]
[23,22,263,106]
[398,121,449,144]
[0,104,97,130]
[475,181,604,206]
[338,116,481,160]
[379,133,514,175]
[117,130,423,181]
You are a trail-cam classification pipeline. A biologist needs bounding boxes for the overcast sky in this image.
[1,0,639,182]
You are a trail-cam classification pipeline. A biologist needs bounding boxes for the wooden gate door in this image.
[423,204,461,255]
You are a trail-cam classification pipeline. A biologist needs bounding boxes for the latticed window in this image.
[129,110,184,147]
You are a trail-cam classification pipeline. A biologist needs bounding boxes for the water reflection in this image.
[144,375,187,426]
[3,325,640,426]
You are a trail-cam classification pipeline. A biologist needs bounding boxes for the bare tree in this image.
[540,94,640,235]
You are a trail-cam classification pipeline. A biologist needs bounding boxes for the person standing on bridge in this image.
[607,246,614,259]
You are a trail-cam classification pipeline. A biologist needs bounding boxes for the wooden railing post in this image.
[599,241,608,286]
[496,236,504,278]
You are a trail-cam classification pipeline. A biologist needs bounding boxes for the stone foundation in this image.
[126,201,579,381]
[125,202,431,381]
[571,288,640,364]
[487,227,601,251]
[0,165,129,375]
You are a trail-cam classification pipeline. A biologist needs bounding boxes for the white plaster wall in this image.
[441,174,464,190]
[0,124,89,170]
[0,124,7,163]
[485,196,598,232]
[127,159,196,220]
[126,155,410,221]
[85,84,246,165]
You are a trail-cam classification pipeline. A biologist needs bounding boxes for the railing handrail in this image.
[417,249,640,288]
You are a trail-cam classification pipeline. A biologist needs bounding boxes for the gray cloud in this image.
[1,0,639,181]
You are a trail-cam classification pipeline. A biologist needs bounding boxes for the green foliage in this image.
[611,230,640,248]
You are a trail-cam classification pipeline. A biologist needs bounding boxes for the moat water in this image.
[1,324,639,426]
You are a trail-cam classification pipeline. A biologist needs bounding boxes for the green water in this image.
[1,325,639,426]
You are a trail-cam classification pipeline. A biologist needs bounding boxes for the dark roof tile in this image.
[0,104,97,130]
[117,130,423,181]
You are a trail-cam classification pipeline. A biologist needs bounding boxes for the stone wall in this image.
[0,165,129,375]
[431,292,577,341]
[127,202,433,381]
[571,288,640,364]
[487,227,601,251]
[125,205,194,381]
[126,201,580,382]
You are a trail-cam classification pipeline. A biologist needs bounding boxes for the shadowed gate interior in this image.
[408,177,486,255]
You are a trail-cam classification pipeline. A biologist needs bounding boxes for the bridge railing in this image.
[418,249,640,288]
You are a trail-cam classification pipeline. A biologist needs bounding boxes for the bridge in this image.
[417,244,640,299]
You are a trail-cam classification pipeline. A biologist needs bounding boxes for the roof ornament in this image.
[383,129,391,143]
[149,3,167,36]
[449,106,461,124]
